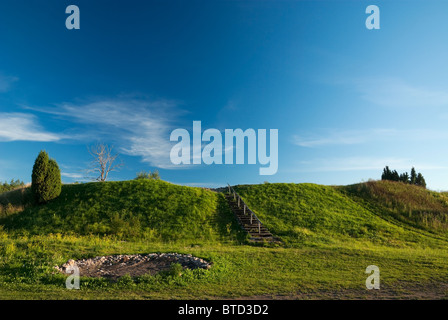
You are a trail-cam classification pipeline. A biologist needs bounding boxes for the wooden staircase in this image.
[225,185,279,243]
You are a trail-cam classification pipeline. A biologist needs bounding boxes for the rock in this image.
[61,259,76,269]
[55,252,212,279]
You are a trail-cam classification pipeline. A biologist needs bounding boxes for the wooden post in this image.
[228,185,231,194]
[258,222,261,234]
[250,212,253,224]
[238,197,240,208]
[233,192,236,201]
[244,204,246,215]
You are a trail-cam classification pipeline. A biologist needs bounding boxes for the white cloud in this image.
[361,79,448,108]
[292,128,395,147]
[31,97,184,168]
[337,77,448,108]
[296,156,447,173]
[0,113,61,142]
[292,130,370,147]
[292,128,448,148]
[320,76,448,108]
[61,172,84,179]
[0,74,18,92]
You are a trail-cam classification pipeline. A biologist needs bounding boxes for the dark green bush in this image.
[31,151,61,204]
[46,159,62,201]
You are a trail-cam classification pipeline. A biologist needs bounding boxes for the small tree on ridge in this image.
[87,143,123,182]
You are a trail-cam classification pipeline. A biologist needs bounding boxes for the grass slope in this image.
[235,182,448,247]
[0,180,243,242]
[341,180,448,232]
[1,180,448,299]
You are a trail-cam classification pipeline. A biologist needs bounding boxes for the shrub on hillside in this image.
[134,170,160,180]
[46,159,62,201]
[31,151,62,204]
[31,151,49,203]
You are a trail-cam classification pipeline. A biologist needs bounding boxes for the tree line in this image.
[0,179,25,193]
[381,166,426,188]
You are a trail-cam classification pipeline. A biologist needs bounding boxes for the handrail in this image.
[227,183,263,233]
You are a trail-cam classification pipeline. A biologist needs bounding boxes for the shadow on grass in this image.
[0,187,33,218]
[214,193,248,243]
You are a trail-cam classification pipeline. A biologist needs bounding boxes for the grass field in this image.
[0,180,447,299]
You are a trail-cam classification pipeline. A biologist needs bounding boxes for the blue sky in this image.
[1,0,448,190]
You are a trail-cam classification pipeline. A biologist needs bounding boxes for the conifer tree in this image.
[399,172,409,183]
[416,172,426,189]
[46,159,62,200]
[31,151,62,203]
[380,166,426,188]
[31,150,50,204]
[381,166,392,180]
[410,167,417,185]
[391,170,400,181]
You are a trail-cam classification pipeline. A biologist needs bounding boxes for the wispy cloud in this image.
[292,129,378,147]
[0,113,61,142]
[358,78,448,108]
[327,76,448,108]
[296,156,448,173]
[30,96,184,168]
[61,172,85,179]
[292,128,448,148]
[0,74,18,92]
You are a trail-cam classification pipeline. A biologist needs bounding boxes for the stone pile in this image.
[54,253,212,279]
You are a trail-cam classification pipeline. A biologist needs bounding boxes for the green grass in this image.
[1,180,244,242]
[0,233,447,299]
[0,180,447,299]
[341,180,448,232]
[0,186,32,216]
[234,182,448,248]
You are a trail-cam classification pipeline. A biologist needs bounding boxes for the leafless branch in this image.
[86,143,123,182]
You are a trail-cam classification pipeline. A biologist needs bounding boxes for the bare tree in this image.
[87,143,123,182]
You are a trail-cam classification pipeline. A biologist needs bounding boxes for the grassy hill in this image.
[0,180,242,242]
[341,180,448,232]
[234,181,448,247]
[1,179,448,299]
[2,179,448,247]
[0,186,32,215]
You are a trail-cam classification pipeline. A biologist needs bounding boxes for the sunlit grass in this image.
[0,180,447,299]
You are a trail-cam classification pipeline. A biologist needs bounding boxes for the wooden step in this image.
[225,190,280,243]
[247,234,273,238]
